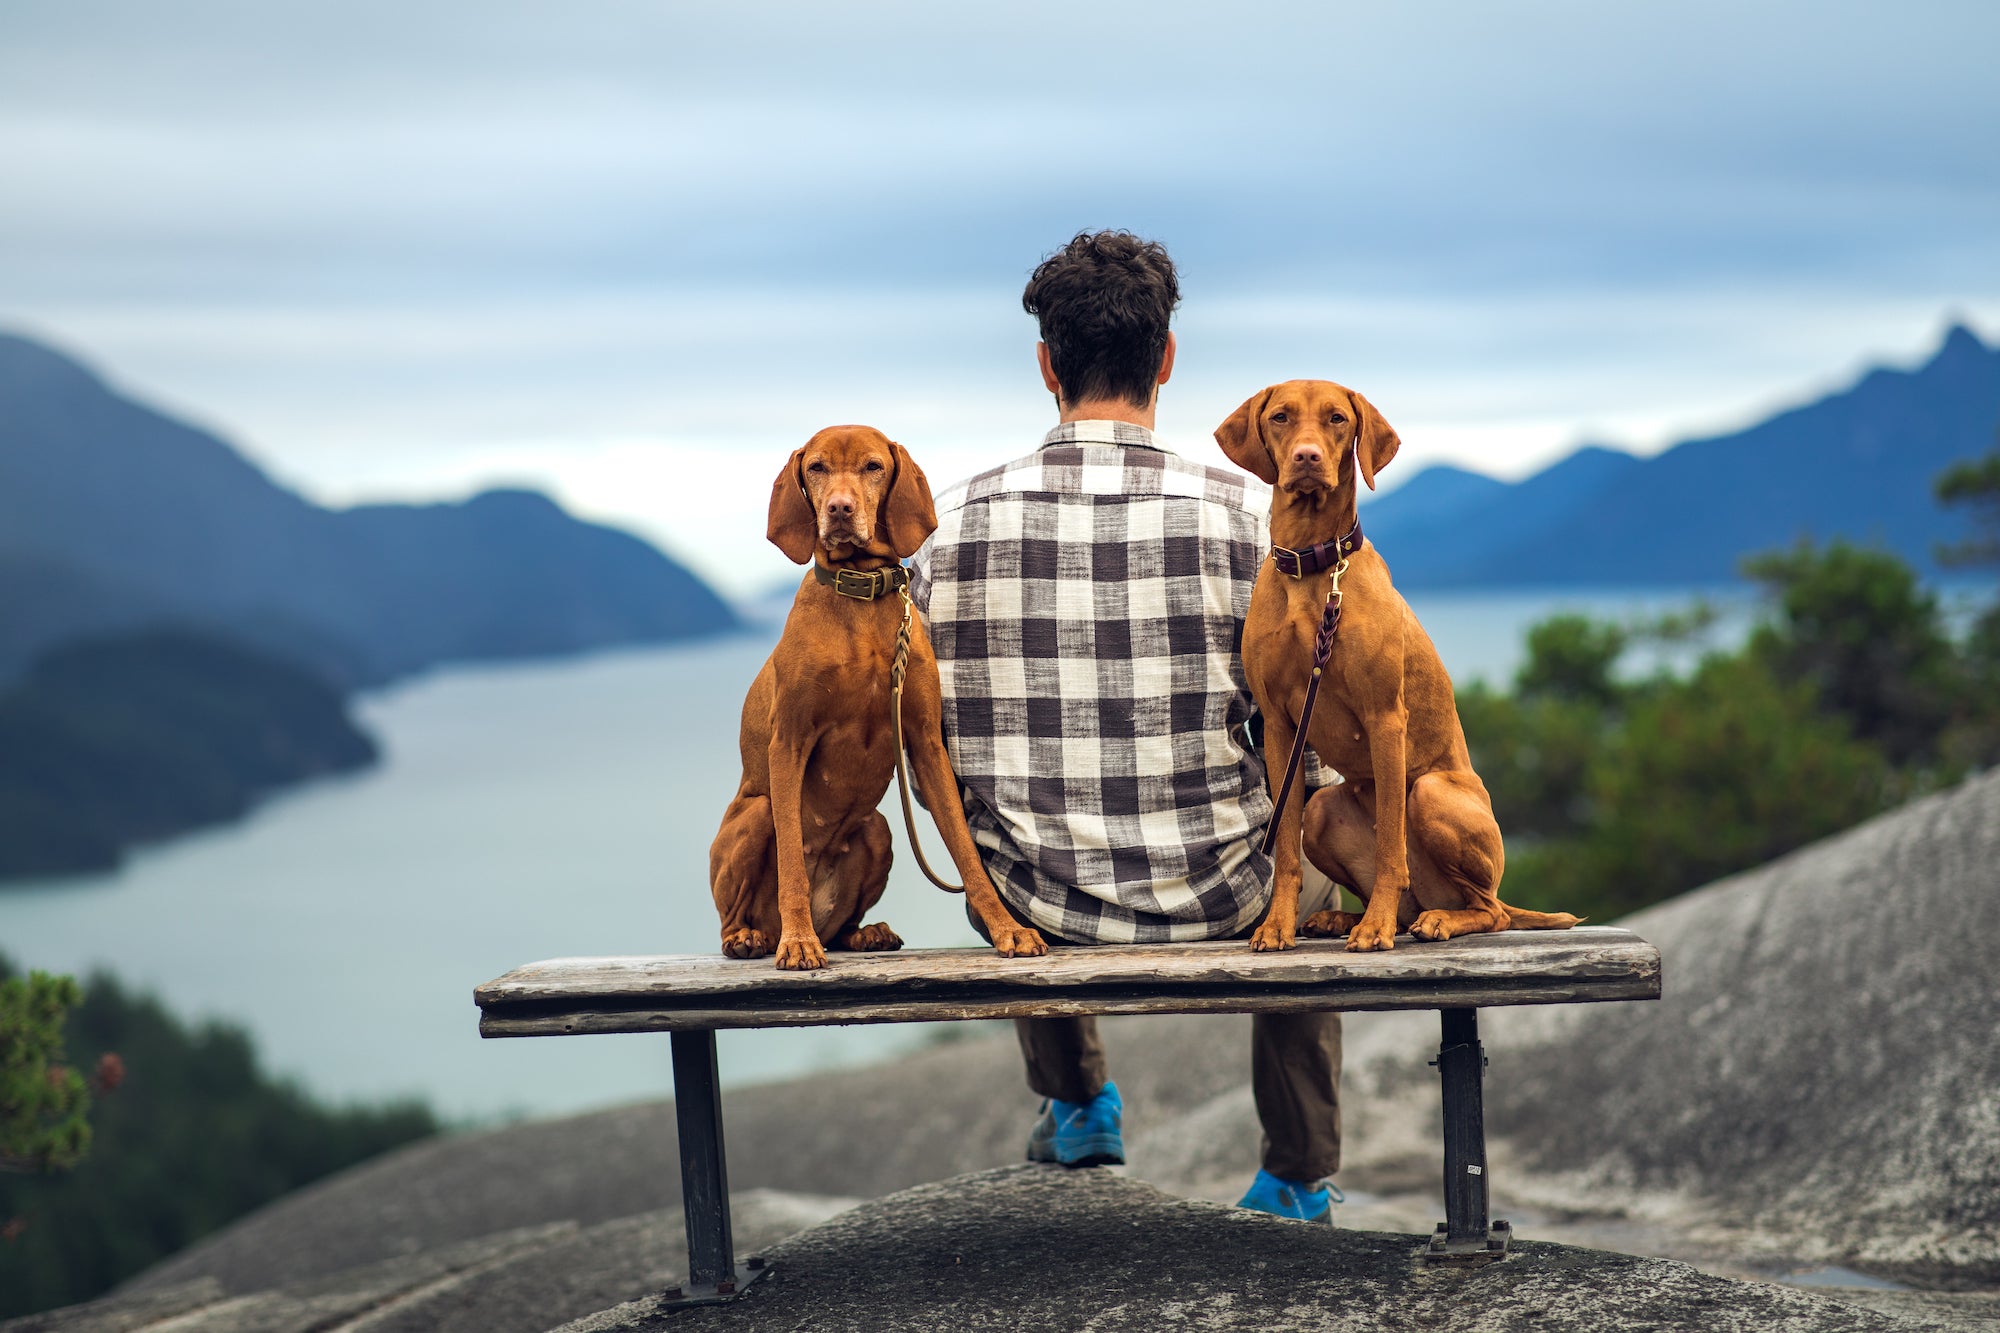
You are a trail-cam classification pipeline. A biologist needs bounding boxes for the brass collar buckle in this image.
[1270,519,1363,580]
[817,563,910,601]
[835,568,886,600]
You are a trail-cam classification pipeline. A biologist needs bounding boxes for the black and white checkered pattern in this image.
[910,419,1306,943]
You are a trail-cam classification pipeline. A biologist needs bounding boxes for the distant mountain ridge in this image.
[0,630,379,881]
[0,332,739,683]
[1360,323,2000,587]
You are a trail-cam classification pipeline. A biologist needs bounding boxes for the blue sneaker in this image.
[1237,1168,1342,1224]
[1025,1081,1125,1167]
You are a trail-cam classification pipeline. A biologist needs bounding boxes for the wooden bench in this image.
[475,926,1660,1303]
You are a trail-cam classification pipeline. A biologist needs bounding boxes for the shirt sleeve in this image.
[908,534,934,614]
[906,534,937,810]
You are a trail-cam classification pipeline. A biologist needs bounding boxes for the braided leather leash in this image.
[1260,554,1349,857]
[890,587,966,892]
[819,559,964,892]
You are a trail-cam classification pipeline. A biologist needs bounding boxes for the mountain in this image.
[1354,462,1509,538]
[1361,323,2000,587]
[0,630,380,880]
[0,333,739,684]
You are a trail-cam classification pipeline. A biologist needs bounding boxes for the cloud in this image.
[1,0,1997,596]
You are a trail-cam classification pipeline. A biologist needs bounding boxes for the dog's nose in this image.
[824,495,856,519]
[1291,444,1323,468]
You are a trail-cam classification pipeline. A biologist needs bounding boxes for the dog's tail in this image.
[1500,903,1585,930]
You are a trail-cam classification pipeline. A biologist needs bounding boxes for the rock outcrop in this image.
[13,770,2000,1331]
[1128,766,2000,1287]
[561,1167,1939,1333]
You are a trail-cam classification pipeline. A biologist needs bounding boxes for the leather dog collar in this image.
[814,562,910,601]
[1270,519,1364,579]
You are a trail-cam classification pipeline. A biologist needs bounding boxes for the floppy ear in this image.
[1214,388,1277,483]
[881,440,938,559]
[1351,390,1401,491]
[766,446,818,564]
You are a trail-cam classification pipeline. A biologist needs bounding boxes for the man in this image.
[908,230,1343,1222]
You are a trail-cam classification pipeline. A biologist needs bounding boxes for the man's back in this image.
[911,418,1277,944]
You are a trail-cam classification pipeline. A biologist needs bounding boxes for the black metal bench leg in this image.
[663,1028,769,1304]
[1426,1007,1510,1262]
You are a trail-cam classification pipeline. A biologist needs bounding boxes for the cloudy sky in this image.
[3,1,1997,596]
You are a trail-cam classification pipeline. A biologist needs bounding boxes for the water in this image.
[1779,1267,1913,1291]
[0,587,1747,1122]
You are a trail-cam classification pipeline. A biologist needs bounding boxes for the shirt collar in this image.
[1040,419,1164,452]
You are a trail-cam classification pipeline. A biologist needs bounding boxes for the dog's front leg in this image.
[900,662,1047,958]
[766,728,826,970]
[1250,709,1306,952]
[1346,713,1410,952]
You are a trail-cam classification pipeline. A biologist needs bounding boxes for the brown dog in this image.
[709,426,1049,970]
[1216,382,1581,953]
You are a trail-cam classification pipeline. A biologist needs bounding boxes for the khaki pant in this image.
[970,863,1344,1183]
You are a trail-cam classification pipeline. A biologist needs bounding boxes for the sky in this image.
[3,1,1997,597]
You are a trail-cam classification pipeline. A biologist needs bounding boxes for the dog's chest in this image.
[1307,700,1373,777]
[1245,598,1374,778]
[798,701,897,824]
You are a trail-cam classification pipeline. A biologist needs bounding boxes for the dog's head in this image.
[1214,380,1400,496]
[767,425,937,564]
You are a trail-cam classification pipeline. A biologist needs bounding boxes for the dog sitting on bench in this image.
[708,426,1049,970]
[1216,382,1582,953]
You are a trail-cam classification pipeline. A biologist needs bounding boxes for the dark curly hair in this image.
[1022,230,1181,409]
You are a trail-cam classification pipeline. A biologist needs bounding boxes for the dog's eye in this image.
[806,460,827,473]
[863,460,884,473]
[1329,413,1346,425]
[1270,412,1289,425]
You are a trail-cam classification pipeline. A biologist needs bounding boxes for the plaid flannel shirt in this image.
[910,419,1314,944]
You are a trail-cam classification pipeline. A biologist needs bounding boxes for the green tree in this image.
[1459,613,1634,844]
[1741,540,1960,767]
[1458,684,1606,842]
[1475,456,2000,921]
[0,958,438,1318]
[1935,441,2000,764]
[1514,613,1628,707]
[0,971,90,1176]
[1935,439,2000,568]
[1513,653,1894,919]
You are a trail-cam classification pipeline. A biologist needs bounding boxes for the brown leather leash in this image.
[817,558,965,893]
[1259,518,1363,858]
[889,587,967,892]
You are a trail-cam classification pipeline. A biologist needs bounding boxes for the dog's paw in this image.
[1249,920,1296,952]
[721,927,770,958]
[991,923,1048,958]
[774,935,827,970]
[1345,919,1398,952]
[842,922,903,952]
[1302,910,1361,938]
[1410,910,1455,942]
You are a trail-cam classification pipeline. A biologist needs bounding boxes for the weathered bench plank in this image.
[476,926,1658,1037]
